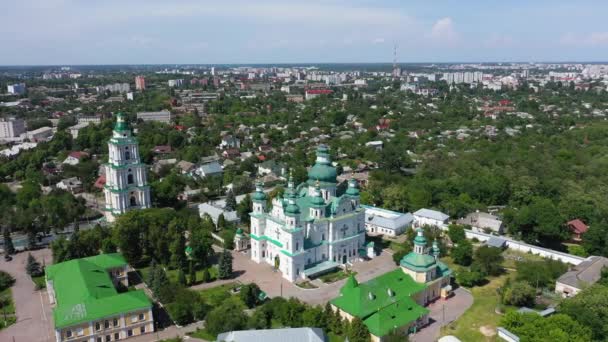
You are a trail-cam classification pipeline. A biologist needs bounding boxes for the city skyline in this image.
[2,0,608,65]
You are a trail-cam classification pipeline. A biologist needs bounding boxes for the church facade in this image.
[103,113,151,222]
[250,145,366,282]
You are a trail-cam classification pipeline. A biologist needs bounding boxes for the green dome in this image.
[285,203,301,216]
[114,112,130,132]
[400,252,437,270]
[310,194,325,206]
[308,145,337,183]
[345,179,360,196]
[236,228,244,236]
[413,228,427,246]
[252,191,267,202]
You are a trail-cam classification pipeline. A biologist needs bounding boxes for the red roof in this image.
[498,99,511,106]
[567,219,588,234]
[152,145,172,154]
[306,89,333,95]
[94,175,106,189]
[174,125,185,131]
[68,151,89,159]
[257,155,266,161]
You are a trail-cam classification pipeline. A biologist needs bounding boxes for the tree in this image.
[225,190,237,211]
[188,261,196,285]
[236,194,252,225]
[559,284,608,340]
[452,240,473,266]
[447,224,466,244]
[3,228,15,255]
[205,299,248,335]
[502,281,536,307]
[456,269,485,287]
[302,306,325,329]
[0,271,15,291]
[218,249,233,279]
[472,245,504,276]
[217,213,226,230]
[190,228,214,268]
[177,268,187,286]
[347,316,371,342]
[201,268,210,283]
[25,253,42,277]
[516,259,567,290]
[170,232,187,269]
[240,283,261,309]
[248,306,272,329]
[501,312,592,342]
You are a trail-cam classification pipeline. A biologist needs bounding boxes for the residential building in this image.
[135,76,146,91]
[362,205,413,236]
[365,141,383,150]
[194,161,223,178]
[137,110,172,123]
[413,208,449,229]
[555,256,608,297]
[567,219,588,242]
[305,89,333,100]
[331,229,452,341]
[103,113,151,223]
[250,145,366,282]
[26,126,54,142]
[168,79,184,87]
[198,202,239,225]
[45,253,154,342]
[7,83,26,95]
[457,211,504,234]
[0,118,26,138]
[78,116,102,124]
[68,122,90,138]
[56,177,83,194]
[63,151,89,165]
[219,134,241,149]
[216,327,326,342]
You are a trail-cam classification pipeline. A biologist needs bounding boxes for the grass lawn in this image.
[0,288,16,330]
[32,275,46,289]
[196,282,240,307]
[318,269,357,284]
[189,328,216,341]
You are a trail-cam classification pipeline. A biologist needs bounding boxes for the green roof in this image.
[308,145,337,183]
[364,297,429,337]
[46,253,151,329]
[114,113,130,132]
[400,252,437,271]
[331,268,427,319]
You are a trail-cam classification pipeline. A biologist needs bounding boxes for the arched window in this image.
[125,147,131,160]
[130,196,137,207]
[127,174,134,184]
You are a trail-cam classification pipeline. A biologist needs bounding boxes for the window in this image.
[104,320,110,329]
[114,333,120,340]
[127,330,133,337]
[130,316,137,323]
[66,330,72,338]
[127,174,133,184]
[113,318,118,327]
[140,326,146,334]
[138,313,145,321]
[97,338,102,342]
[295,242,299,251]
[77,328,84,336]
[96,322,101,331]
[322,234,325,240]
[106,335,111,342]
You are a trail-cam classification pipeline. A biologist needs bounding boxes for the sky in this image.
[2,0,608,65]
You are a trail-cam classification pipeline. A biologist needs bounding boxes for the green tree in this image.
[3,228,15,255]
[205,299,248,335]
[236,194,252,225]
[559,284,608,340]
[347,316,371,342]
[452,240,473,266]
[188,261,196,285]
[501,312,592,342]
[472,245,504,276]
[177,268,187,286]
[201,268,210,283]
[170,232,187,269]
[217,213,226,230]
[502,281,536,307]
[225,190,237,211]
[239,283,261,309]
[25,253,42,277]
[447,224,466,244]
[218,249,233,279]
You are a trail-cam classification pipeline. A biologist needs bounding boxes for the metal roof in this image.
[413,208,449,222]
[216,327,326,342]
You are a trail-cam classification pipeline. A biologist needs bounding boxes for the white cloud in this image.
[429,17,459,44]
[560,32,608,46]
[372,38,386,44]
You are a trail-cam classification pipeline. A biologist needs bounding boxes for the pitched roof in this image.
[362,205,414,230]
[68,151,89,159]
[331,269,428,337]
[557,256,608,289]
[216,327,326,342]
[46,253,151,329]
[567,219,588,234]
[413,208,449,222]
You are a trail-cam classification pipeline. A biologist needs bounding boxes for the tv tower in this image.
[392,42,401,78]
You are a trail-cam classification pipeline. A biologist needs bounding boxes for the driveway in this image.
[0,248,54,342]
[193,247,399,306]
[410,287,474,342]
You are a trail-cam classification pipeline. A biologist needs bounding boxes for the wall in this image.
[497,327,520,342]
[464,230,585,265]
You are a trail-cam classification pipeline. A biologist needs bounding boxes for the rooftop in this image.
[557,256,608,289]
[216,327,326,342]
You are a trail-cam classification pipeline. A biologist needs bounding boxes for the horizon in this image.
[2,0,608,65]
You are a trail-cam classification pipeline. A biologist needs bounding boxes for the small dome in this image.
[236,228,244,236]
[285,203,301,216]
[252,183,267,202]
[413,228,427,246]
[114,112,130,132]
[308,145,337,183]
[345,179,360,196]
[310,182,326,206]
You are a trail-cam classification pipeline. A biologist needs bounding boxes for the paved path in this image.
[193,247,399,306]
[0,249,54,342]
[410,288,474,342]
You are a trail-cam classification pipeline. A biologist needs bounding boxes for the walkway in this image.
[0,248,54,342]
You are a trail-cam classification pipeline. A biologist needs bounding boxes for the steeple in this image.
[114,112,130,132]
[432,240,441,260]
[413,228,427,254]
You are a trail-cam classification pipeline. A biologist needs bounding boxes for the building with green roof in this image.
[331,229,453,341]
[250,145,367,282]
[46,253,154,342]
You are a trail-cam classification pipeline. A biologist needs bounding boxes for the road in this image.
[0,248,54,342]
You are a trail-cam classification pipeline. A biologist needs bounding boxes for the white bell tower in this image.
[103,113,151,222]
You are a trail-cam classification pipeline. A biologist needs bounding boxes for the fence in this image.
[464,229,586,265]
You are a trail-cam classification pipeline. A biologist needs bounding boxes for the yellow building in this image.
[45,253,154,342]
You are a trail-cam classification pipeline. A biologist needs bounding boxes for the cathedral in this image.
[250,145,366,282]
[103,113,151,222]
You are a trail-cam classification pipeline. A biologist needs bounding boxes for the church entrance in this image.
[342,255,347,264]
[274,255,280,269]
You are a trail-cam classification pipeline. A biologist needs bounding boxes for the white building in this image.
[555,256,608,298]
[0,118,26,139]
[7,83,26,95]
[27,126,54,142]
[457,211,504,234]
[168,79,184,87]
[137,110,172,123]
[362,205,413,236]
[413,208,449,229]
[68,122,89,139]
[250,145,366,283]
[103,113,151,222]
